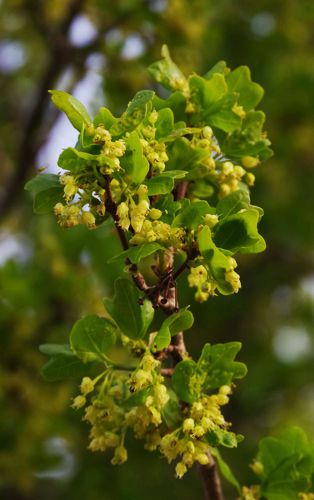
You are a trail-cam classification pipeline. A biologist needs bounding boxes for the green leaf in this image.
[211,449,241,493]
[124,387,152,409]
[256,427,314,499]
[148,44,187,91]
[155,308,194,350]
[145,175,174,195]
[189,74,241,133]
[216,190,251,218]
[58,148,96,172]
[155,107,175,140]
[161,389,182,428]
[197,226,234,295]
[25,173,63,214]
[213,208,266,254]
[122,131,149,183]
[226,66,264,111]
[153,91,187,121]
[104,278,154,340]
[161,170,187,179]
[203,61,228,80]
[197,342,247,389]
[93,107,117,128]
[70,315,117,363]
[206,428,239,449]
[222,110,273,161]
[167,137,208,171]
[108,242,164,264]
[49,90,91,131]
[172,359,200,403]
[39,344,94,381]
[110,90,154,136]
[172,200,214,229]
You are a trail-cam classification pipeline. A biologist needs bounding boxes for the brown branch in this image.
[168,181,224,500]
[199,460,224,500]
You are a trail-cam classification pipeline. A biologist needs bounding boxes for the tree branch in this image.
[199,460,224,500]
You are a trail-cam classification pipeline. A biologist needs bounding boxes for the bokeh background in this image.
[1,0,314,498]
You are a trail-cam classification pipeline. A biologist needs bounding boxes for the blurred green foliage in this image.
[0,0,314,498]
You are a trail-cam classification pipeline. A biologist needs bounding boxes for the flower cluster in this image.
[188,265,217,302]
[160,385,233,478]
[71,353,171,465]
[54,203,96,229]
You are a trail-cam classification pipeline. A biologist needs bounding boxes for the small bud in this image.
[80,377,95,395]
[71,395,86,409]
[241,156,260,168]
[81,212,96,228]
[175,462,187,478]
[149,110,158,124]
[183,418,195,433]
[150,208,162,220]
[202,126,213,140]
[246,172,255,186]
[195,453,210,465]
[111,445,128,465]
[203,213,219,228]
[250,460,264,476]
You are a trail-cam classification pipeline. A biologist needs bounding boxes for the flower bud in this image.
[111,445,128,465]
[80,377,95,395]
[72,395,86,409]
[241,156,260,168]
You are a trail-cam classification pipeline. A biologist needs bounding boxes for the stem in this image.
[198,461,224,500]
[108,178,224,500]
[169,181,224,500]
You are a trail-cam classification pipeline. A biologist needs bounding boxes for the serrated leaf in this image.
[148,44,187,91]
[108,242,164,264]
[155,308,194,350]
[39,344,94,381]
[25,173,63,214]
[49,90,91,131]
[226,66,264,111]
[104,278,154,340]
[213,208,266,254]
[145,175,174,195]
[70,315,117,363]
[172,359,200,403]
[172,200,214,229]
[197,342,247,389]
